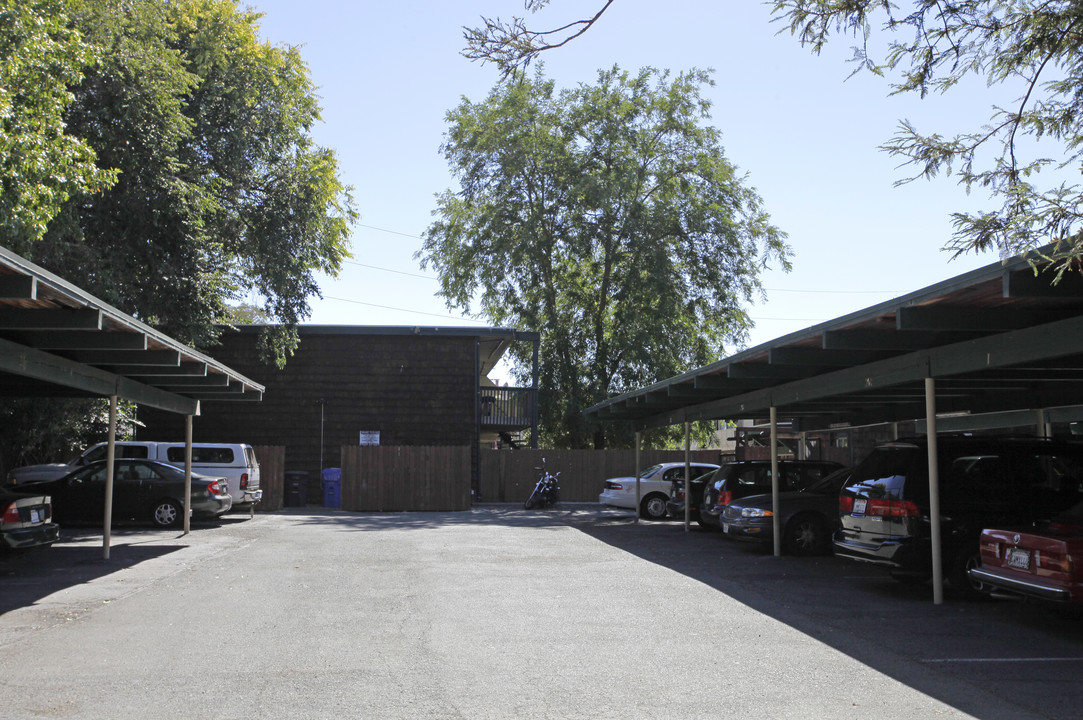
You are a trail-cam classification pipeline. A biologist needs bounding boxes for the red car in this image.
[970,504,1083,603]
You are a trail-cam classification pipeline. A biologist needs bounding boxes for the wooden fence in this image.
[479,448,726,503]
[253,445,285,512]
[341,445,471,512]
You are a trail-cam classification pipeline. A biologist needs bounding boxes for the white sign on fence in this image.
[359,430,380,446]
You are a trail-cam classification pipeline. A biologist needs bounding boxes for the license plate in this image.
[1007,547,1031,570]
[853,498,867,515]
[722,523,731,533]
[29,508,40,523]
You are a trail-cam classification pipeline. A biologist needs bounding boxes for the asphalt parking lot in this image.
[1,505,1081,719]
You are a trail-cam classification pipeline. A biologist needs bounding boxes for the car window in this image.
[805,468,852,494]
[166,446,234,463]
[118,446,149,459]
[638,464,663,479]
[847,446,921,501]
[735,467,769,486]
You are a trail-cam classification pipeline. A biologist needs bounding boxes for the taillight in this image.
[240,473,248,490]
[1,502,20,523]
[606,481,624,490]
[1036,550,1073,574]
[207,480,222,495]
[840,496,854,514]
[865,499,920,518]
[676,489,685,501]
[718,490,732,506]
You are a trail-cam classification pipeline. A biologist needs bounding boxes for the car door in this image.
[60,464,110,522]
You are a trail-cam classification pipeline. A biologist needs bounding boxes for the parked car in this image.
[0,489,60,551]
[834,435,1083,593]
[33,459,233,528]
[8,441,262,509]
[968,501,1083,603]
[719,467,853,555]
[666,466,722,523]
[699,460,846,529]
[598,462,719,520]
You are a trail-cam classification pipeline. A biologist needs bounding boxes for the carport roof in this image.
[585,248,1083,432]
[0,246,264,416]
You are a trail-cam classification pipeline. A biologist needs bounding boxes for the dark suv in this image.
[698,460,845,529]
[834,436,1083,591]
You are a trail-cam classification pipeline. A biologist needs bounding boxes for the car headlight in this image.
[741,508,773,518]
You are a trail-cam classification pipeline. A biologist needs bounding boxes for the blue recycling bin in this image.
[321,467,342,508]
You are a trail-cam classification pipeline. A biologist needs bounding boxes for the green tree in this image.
[420,66,789,448]
[467,1,1083,279]
[0,0,116,251]
[35,0,356,360]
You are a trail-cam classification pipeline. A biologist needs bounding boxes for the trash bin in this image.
[321,467,342,508]
[284,470,309,507]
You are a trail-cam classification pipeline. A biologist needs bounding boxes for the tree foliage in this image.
[467,1,1083,279]
[421,66,789,448]
[0,0,116,250]
[773,0,1083,277]
[32,0,356,360]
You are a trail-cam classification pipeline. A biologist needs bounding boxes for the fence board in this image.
[253,445,285,512]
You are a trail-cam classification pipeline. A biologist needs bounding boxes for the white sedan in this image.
[599,462,719,520]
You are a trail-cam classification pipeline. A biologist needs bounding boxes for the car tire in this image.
[151,499,182,528]
[949,545,986,598]
[640,494,668,521]
[784,514,830,556]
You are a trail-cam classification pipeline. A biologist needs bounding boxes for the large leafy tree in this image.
[35,0,356,357]
[467,1,1083,279]
[0,0,356,470]
[420,66,789,448]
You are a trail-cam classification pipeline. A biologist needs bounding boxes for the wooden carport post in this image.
[634,432,641,524]
[102,395,117,560]
[683,421,691,532]
[183,414,193,535]
[926,377,944,605]
[770,406,781,557]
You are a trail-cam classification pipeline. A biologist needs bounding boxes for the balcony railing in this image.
[479,386,537,430]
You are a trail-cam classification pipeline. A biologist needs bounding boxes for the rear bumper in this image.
[1,523,60,550]
[968,567,1079,603]
[598,490,634,510]
[832,533,924,571]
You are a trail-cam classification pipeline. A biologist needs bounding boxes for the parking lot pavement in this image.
[1,505,1081,719]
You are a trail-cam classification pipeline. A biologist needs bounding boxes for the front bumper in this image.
[1,522,60,550]
[721,517,771,541]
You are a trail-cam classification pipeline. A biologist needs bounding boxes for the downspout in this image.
[926,377,944,605]
[102,394,117,560]
[771,406,781,557]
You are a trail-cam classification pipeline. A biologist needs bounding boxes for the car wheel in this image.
[950,545,986,598]
[784,514,829,556]
[640,494,668,521]
[151,499,181,528]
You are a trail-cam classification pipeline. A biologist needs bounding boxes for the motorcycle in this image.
[524,459,561,509]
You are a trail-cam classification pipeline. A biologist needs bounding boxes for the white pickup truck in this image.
[8,441,263,509]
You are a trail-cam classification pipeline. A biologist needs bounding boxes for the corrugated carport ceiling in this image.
[0,246,264,415]
[585,248,1083,432]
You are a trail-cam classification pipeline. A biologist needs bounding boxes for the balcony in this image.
[479,386,537,431]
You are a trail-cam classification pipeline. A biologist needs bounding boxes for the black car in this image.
[35,459,233,528]
[699,460,845,529]
[834,435,1083,591]
[719,467,852,555]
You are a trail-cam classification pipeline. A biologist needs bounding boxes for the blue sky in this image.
[244,0,1003,370]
